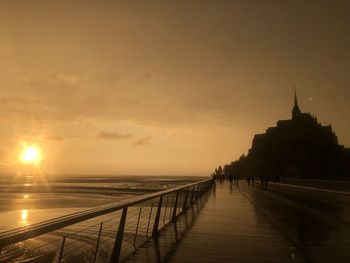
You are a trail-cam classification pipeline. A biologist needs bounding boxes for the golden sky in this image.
[0,0,349,176]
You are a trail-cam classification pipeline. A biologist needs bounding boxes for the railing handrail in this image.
[0,178,213,248]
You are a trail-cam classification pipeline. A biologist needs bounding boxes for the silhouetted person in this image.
[247,176,251,186]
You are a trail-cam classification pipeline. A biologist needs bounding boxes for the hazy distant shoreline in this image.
[0,175,207,194]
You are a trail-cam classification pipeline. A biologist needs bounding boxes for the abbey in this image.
[245,93,350,179]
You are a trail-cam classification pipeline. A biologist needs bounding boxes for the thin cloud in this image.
[96,131,133,140]
[133,136,152,146]
[45,135,65,142]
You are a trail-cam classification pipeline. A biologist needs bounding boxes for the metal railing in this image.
[0,178,215,263]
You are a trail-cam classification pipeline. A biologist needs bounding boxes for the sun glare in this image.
[20,145,42,165]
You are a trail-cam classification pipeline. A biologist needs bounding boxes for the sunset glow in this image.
[0,1,348,176]
[0,1,349,262]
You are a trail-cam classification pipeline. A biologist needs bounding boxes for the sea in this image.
[0,175,205,232]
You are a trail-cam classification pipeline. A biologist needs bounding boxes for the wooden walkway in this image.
[124,182,306,262]
[125,179,350,262]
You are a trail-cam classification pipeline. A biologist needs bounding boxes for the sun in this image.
[20,145,42,165]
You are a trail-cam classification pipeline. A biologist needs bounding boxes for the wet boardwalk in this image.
[125,181,350,263]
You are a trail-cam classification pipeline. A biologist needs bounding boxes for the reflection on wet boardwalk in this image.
[125,181,350,262]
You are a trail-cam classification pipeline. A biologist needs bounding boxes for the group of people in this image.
[246,176,255,185]
[259,176,268,189]
[228,175,240,185]
[246,176,267,189]
[213,173,273,190]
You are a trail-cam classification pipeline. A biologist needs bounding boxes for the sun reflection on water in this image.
[21,209,29,224]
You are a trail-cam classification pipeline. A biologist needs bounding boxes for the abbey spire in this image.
[292,89,301,119]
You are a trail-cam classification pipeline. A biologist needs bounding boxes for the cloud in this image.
[96,131,152,146]
[53,72,80,85]
[96,131,133,140]
[133,136,152,146]
[45,135,65,142]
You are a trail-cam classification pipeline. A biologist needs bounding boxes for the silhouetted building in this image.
[219,92,350,180]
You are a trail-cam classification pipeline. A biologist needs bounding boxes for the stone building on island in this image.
[220,92,350,180]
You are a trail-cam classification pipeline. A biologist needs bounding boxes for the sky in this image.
[0,0,349,176]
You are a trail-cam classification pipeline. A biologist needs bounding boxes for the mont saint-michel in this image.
[215,93,350,180]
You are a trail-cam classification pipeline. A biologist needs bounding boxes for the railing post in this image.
[58,236,66,263]
[178,190,183,210]
[172,191,179,220]
[163,196,169,224]
[110,207,128,263]
[93,222,103,263]
[168,194,175,221]
[194,184,199,201]
[146,203,154,238]
[134,208,142,248]
[199,183,204,197]
[152,196,163,238]
[190,185,196,203]
[183,187,190,210]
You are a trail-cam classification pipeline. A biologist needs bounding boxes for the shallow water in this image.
[0,175,203,232]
